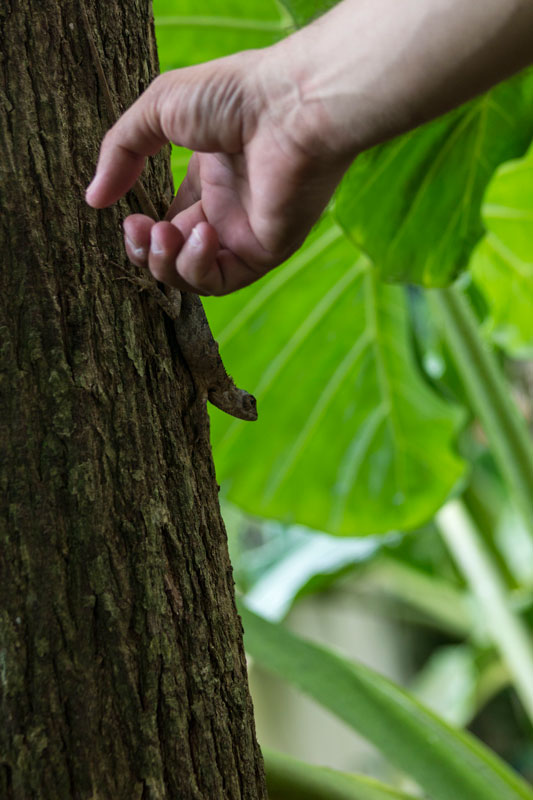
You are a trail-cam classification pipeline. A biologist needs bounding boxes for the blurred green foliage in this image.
[471,144,533,357]
[153,0,533,796]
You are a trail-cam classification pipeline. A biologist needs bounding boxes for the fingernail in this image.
[150,228,165,255]
[125,234,147,259]
[189,225,203,248]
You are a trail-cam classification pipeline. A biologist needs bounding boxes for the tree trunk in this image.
[0,2,266,798]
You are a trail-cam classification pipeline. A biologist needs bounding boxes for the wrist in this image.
[261,0,533,163]
[256,35,357,165]
[273,0,436,159]
[259,2,404,162]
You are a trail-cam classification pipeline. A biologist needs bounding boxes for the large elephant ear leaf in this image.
[205,215,466,536]
[470,144,533,357]
[335,70,533,287]
[154,0,286,70]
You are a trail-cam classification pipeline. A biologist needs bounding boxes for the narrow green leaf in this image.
[263,747,416,800]
[335,70,533,286]
[471,144,533,357]
[206,216,465,535]
[240,604,533,800]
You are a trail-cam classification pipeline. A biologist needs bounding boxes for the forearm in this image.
[268,0,533,157]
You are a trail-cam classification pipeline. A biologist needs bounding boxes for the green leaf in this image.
[240,604,533,800]
[335,70,533,286]
[154,0,288,188]
[244,526,394,620]
[154,0,285,71]
[276,0,338,27]
[470,144,533,357]
[411,646,509,729]
[363,554,471,637]
[263,747,416,800]
[410,644,479,727]
[206,215,465,535]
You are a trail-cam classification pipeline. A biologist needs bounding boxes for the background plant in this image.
[154,0,533,796]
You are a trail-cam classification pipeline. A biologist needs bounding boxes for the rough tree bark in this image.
[0,1,266,798]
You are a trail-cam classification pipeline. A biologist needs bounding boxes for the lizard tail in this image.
[208,385,258,421]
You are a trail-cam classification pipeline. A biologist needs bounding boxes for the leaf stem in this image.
[437,501,533,726]
[431,286,533,542]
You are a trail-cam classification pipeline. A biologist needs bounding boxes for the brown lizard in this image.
[80,4,257,422]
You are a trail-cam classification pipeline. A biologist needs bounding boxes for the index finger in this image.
[85,79,167,209]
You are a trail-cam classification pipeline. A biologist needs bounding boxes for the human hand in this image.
[85,47,351,295]
[86,0,533,297]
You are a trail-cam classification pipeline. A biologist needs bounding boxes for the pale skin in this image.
[86,0,533,296]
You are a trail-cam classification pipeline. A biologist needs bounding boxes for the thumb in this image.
[85,53,256,209]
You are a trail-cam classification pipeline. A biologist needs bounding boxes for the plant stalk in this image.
[431,286,533,543]
[438,501,533,726]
